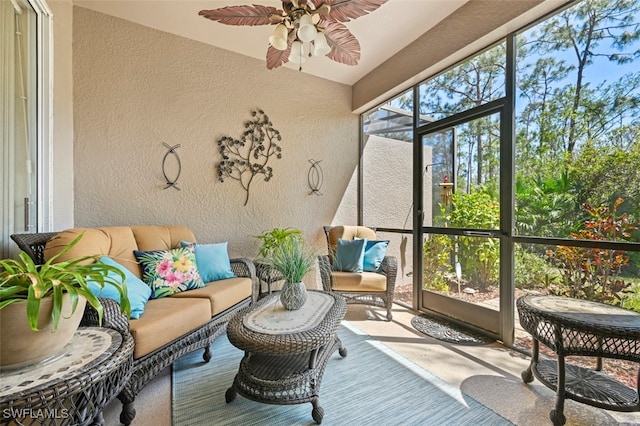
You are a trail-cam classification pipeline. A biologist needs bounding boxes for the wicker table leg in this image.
[225,385,237,403]
[521,339,538,384]
[550,354,567,426]
[311,396,324,424]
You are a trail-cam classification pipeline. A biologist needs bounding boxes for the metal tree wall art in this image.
[216,109,282,206]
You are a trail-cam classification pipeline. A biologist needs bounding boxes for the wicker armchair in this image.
[318,225,397,320]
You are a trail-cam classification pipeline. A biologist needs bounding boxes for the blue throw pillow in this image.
[362,239,389,272]
[88,256,151,319]
[181,241,236,282]
[332,238,366,272]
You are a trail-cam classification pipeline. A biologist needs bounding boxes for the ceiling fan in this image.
[199,0,388,70]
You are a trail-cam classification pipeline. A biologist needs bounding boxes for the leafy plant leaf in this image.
[0,231,130,330]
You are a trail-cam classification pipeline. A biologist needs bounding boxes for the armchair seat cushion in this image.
[129,297,210,359]
[321,225,397,321]
[171,277,252,316]
[331,271,387,292]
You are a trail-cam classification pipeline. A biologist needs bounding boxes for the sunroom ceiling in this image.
[73,0,471,85]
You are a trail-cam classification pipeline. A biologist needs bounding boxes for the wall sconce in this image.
[308,159,323,196]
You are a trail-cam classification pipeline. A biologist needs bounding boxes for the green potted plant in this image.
[263,236,315,310]
[0,233,131,368]
[254,227,303,258]
[253,227,303,294]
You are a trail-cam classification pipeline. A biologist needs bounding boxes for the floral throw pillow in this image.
[134,246,205,299]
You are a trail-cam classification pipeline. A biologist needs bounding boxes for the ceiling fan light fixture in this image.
[289,40,305,64]
[296,14,317,43]
[269,23,288,50]
[199,0,389,70]
[313,32,330,57]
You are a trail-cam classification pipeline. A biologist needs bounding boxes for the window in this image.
[360,0,640,343]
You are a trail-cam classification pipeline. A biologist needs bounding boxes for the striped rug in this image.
[172,321,513,425]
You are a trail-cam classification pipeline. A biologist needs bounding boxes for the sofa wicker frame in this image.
[317,226,398,321]
[10,232,258,425]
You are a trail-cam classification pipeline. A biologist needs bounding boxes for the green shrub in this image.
[613,283,640,313]
[442,188,500,291]
[515,246,559,290]
[422,234,452,292]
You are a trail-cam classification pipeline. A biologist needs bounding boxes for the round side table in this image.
[0,327,134,426]
[517,295,640,425]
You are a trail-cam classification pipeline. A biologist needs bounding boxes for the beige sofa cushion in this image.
[171,277,252,316]
[331,271,387,292]
[44,225,196,277]
[129,297,210,359]
[131,225,195,252]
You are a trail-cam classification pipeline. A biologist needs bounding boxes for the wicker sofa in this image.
[11,225,258,425]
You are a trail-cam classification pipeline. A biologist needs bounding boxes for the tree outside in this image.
[416,0,640,309]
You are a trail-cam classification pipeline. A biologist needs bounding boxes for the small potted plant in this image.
[254,227,303,258]
[263,236,315,310]
[0,233,131,368]
[253,227,303,293]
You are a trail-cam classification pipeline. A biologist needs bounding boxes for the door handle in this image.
[462,231,495,237]
[24,197,30,231]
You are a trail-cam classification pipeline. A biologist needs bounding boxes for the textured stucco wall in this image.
[72,7,358,265]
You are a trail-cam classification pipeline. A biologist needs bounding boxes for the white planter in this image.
[0,294,86,369]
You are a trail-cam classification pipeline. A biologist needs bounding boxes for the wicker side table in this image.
[254,262,284,298]
[225,291,347,424]
[0,327,134,426]
[517,295,640,426]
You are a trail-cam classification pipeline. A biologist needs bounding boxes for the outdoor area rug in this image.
[411,314,493,345]
[172,321,513,425]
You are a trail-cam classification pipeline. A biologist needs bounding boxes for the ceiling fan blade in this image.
[266,30,296,69]
[319,0,388,23]
[266,44,291,69]
[199,5,282,26]
[323,22,360,66]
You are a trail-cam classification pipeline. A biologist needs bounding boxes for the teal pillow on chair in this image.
[332,238,366,272]
[362,239,389,272]
[87,256,152,319]
[180,241,236,282]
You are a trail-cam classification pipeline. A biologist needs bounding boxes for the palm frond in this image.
[199,5,282,26]
[324,22,360,66]
[321,0,388,23]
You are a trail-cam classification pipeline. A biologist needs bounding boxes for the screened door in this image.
[416,104,510,341]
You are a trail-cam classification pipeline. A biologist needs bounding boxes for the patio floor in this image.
[103,302,640,425]
[350,303,640,426]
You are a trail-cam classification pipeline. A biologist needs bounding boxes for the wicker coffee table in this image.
[517,295,640,425]
[225,290,346,424]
